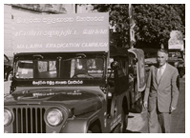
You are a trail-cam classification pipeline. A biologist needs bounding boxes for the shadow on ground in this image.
[125,129,141,133]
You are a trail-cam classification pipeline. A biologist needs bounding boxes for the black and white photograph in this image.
[3,1,187,134]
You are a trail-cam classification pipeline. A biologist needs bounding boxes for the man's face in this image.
[157,51,168,67]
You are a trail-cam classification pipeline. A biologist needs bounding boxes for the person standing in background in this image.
[143,49,179,133]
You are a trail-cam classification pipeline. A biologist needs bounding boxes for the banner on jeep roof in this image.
[12,13,109,53]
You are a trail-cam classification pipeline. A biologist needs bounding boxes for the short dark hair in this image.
[157,49,168,54]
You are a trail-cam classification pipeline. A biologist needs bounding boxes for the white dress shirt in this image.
[157,63,166,81]
[158,63,166,75]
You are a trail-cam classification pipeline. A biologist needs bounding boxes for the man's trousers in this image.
[148,103,171,133]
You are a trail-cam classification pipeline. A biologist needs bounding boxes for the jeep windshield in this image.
[14,53,105,80]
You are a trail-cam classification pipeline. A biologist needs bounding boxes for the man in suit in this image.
[143,49,179,133]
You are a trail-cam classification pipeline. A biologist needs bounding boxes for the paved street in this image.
[127,78,185,133]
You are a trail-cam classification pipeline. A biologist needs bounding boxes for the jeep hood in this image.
[4,87,104,116]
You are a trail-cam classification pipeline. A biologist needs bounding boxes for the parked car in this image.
[168,50,185,78]
[4,54,13,81]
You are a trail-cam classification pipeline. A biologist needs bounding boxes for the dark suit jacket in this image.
[144,63,179,112]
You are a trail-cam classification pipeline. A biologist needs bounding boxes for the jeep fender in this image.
[60,117,101,133]
[60,119,89,133]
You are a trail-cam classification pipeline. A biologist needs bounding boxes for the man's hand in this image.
[170,107,176,113]
[143,101,148,109]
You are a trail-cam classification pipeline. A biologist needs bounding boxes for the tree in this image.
[92,4,185,49]
[93,4,130,47]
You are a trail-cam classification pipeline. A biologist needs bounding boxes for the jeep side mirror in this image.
[111,61,119,70]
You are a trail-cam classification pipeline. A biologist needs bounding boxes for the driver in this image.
[72,59,95,78]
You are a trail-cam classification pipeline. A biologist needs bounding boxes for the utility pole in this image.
[129,4,135,49]
[73,4,76,13]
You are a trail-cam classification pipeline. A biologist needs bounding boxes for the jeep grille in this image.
[12,107,46,133]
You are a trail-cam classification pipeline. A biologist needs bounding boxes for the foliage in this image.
[92,4,185,49]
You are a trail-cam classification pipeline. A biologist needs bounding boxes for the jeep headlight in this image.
[4,109,13,126]
[46,108,63,126]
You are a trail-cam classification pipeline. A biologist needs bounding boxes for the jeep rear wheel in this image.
[134,95,143,113]
[88,121,101,133]
[131,80,143,113]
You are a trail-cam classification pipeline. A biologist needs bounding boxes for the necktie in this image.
[157,68,162,82]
